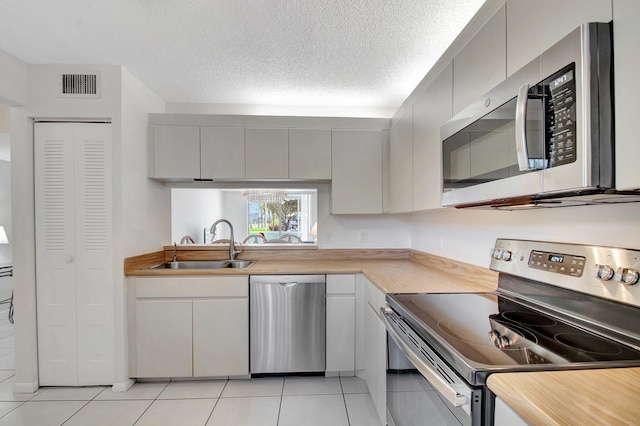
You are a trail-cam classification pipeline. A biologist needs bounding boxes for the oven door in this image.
[382,308,483,426]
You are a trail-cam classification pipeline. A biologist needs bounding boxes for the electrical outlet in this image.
[360,231,368,243]
[323,232,332,244]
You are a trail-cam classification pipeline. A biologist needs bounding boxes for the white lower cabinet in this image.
[136,299,193,378]
[494,397,528,426]
[193,299,249,377]
[362,276,387,425]
[326,275,356,375]
[131,276,249,378]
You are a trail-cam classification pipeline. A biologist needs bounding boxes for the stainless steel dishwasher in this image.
[250,275,325,374]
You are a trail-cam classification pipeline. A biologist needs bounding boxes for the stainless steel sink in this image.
[227,260,255,269]
[147,260,255,270]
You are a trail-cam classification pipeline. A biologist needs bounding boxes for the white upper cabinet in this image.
[412,63,453,211]
[613,0,640,190]
[453,5,506,115]
[506,0,612,76]
[245,128,289,179]
[331,129,383,214]
[390,105,413,213]
[200,126,245,179]
[289,128,332,180]
[149,125,200,179]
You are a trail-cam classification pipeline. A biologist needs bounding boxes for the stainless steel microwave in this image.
[440,22,625,209]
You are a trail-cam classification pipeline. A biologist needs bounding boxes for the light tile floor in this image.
[0,309,381,425]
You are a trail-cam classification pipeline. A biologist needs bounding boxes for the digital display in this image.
[550,70,574,90]
[549,254,564,263]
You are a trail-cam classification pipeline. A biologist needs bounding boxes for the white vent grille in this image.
[59,72,101,98]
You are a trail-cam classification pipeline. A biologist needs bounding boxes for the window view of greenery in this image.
[246,192,315,244]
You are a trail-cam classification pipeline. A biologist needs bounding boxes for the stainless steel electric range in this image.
[383,239,640,426]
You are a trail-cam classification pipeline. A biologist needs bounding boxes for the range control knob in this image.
[614,267,640,285]
[500,250,513,261]
[491,249,503,260]
[488,330,511,348]
[593,264,615,281]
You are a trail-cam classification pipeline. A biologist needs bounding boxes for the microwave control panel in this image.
[544,63,577,168]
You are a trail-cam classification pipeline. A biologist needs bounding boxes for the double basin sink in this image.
[147,260,255,270]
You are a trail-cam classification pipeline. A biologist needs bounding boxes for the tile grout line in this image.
[276,377,285,426]
[339,376,352,426]
[203,378,229,425]
[131,380,170,425]
[59,399,94,425]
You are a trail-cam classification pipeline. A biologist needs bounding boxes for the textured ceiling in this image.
[0,0,485,112]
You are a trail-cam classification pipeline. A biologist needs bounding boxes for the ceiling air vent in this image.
[58,71,101,98]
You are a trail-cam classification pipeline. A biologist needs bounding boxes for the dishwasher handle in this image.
[381,307,468,408]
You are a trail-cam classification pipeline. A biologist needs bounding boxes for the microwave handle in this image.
[515,83,534,171]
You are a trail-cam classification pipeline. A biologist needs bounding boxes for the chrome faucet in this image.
[210,219,240,260]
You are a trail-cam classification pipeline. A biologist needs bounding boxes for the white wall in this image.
[0,49,28,106]
[4,61,167,391]
[222,191,249,241]
[410,203,640,267]
[171,188,223,244]
[0,105,11,270]
[13,64,124,392]
[0,159,12,302]
[118,68,169,257]
[113,68,166,388]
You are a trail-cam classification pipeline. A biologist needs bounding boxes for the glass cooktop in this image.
[387,292,640,373]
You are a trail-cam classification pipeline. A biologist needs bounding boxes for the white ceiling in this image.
[0,0,485,114]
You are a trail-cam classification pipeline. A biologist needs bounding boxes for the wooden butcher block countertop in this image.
[488,368,640,425]
[125,247,498,294]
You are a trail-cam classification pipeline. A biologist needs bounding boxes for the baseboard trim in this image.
[13,381,39,394]
[111,379,135,392]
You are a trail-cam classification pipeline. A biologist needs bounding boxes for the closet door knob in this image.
[65,256,74,264]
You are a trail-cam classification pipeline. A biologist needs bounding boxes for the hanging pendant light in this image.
[242,190,288,204]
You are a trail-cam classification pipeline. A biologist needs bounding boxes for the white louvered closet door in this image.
[35,122,113,386]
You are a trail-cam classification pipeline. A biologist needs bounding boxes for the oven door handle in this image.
[381,307,467,407]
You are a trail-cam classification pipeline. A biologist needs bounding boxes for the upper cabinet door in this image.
[453,5,506,115]
[149,125,200,179]
[413,62,453,211]
[289,129,331,180]
[390,105,413,213]
[506,0,612,76]
[245,128,289,179]
[331,129,383,214]
[200,126,245,179]
[613,0,640,190]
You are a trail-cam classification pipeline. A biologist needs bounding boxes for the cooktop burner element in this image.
[385,239,640,385]
[554,333,622,355]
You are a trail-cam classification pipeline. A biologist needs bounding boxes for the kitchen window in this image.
[245,190,315,244]
[170,188,317,245]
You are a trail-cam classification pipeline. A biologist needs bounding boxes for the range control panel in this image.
[490,239,640,307]
[528,251,585,277]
